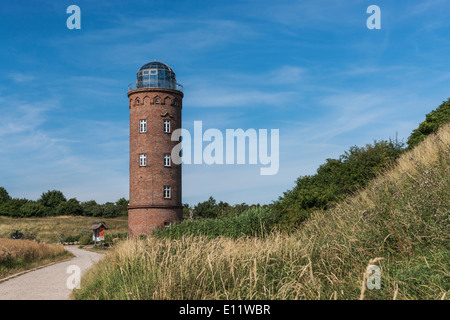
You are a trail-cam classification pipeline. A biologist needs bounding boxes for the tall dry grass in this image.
[0,238,71,277]
[74,123,450,300]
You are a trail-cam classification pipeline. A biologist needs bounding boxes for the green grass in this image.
[153,207,278,239]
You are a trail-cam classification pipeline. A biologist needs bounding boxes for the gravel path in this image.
[0,246,104,300]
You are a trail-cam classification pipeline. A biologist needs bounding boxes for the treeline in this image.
[182,196,271,220]
[0,189,128,218]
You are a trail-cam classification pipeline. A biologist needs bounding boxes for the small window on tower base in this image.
[164,222,171,228]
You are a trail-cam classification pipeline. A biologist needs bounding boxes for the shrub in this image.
[79,233,94,246]
[407,98,450,149]
[0,198,29,217]
[20,202,49,217]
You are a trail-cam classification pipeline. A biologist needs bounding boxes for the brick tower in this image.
[127,61,183,236]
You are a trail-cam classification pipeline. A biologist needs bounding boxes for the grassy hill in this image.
[74,123,449,300]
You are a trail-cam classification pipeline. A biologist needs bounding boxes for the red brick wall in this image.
[128,207,183,236]
[127,88,183,236]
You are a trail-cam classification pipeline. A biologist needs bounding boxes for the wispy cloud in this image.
[0,93,128,203]
[6,72,35,83]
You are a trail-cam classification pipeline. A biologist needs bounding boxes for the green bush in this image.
[20,202,49,217]
[79,233,94,246]
[104,232,128,245]
[0,198,29,217]
[407,98,450,149]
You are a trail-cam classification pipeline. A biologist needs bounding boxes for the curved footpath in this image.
[0,246,104,300]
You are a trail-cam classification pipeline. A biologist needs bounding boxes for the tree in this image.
[81,200,102,217]
[20,202,49,217]
[0,198,29,217]
[183,203,192,218]
[56,198,83,216]
[39,190,67,209]
[194,196,218,219]
[0,187,11,204]
[102,202,120,218]
[115,198,129,216]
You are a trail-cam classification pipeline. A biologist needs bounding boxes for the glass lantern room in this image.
[129,61,183,92]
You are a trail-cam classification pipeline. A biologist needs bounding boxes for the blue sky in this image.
[0,0,449,205]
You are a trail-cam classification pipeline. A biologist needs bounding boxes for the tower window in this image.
[155,98,160,104]
[139,154,147,167]
[163,119,170,133]
[164,153,171,167]
[136,98,140,105]
[139,119,147,133]
[164,186,171,199]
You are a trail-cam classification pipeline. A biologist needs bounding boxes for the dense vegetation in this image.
[155,207,277,239]
[182,197,269,219]
[74,123,450,300]
[0,189,128,218]
[407,98,450,149]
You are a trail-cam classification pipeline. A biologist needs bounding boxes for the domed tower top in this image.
[129,61,183,92]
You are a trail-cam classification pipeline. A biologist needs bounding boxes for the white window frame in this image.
[164,186,171,199]
[139,154,147,167]
[163,119,170,133]
[139,119,147,133]
[164,153,171,167]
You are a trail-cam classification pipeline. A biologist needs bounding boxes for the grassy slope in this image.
[0,216,128,243]
[74,124,449,300]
